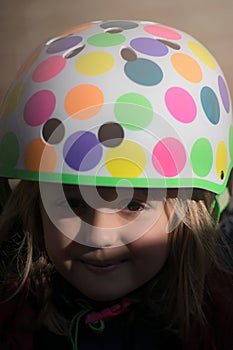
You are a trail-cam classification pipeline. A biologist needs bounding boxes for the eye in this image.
[122,200,145,212]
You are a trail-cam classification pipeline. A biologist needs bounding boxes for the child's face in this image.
[40,184,171,301]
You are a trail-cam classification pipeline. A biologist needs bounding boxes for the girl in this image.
[0,20,233,349]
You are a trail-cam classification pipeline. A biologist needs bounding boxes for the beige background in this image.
[1,0,233,104]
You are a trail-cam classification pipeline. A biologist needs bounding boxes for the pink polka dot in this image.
[165,87,197,123]
[152,137,186,177]
[24,90,56,126]
[144,25,182,40]
[32,56,66,82]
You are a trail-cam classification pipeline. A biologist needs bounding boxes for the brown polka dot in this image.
[42,118,65,144]
[121,47,137,61]
[98,122,124,147]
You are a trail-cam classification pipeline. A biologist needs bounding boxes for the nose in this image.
[82,209,121,248]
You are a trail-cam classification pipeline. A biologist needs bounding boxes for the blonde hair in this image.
[0,180,231,339]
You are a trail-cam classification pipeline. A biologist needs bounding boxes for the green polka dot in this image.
[191,138,213,177]
[0,132,20,169]
[114,93,154,131]
[229,125,233,162]
[87,33,126,47]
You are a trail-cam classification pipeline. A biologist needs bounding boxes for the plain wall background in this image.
[1,0,233,104]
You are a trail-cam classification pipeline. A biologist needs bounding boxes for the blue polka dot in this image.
[201,87,220,125]
[124,58,163,86]
[63,131,103,171]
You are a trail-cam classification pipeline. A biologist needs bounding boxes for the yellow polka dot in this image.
[105,140,146,178]
[75,52,114,76]
[216,141,228,180]
[3,82,25,116]
[188,41,216,70]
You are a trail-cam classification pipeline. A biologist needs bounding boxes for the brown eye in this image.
[125,201,145,212]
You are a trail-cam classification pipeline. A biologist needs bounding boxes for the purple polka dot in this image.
[46,36,83,54]
[152,137,186,177]
[64,131,103,171]
[165,87,196,123]
[32,56,66,82]
[130,37,168,57]
[218,76,230,113]
[24,90,56,126]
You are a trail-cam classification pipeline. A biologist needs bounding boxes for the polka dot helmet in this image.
[0,20,232,195]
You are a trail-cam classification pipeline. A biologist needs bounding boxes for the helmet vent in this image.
[105,28,123,34]
[64,45,86,59]
[157,39,180,50]
[220,170,225,180]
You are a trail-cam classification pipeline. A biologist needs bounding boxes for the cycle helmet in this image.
[0,20,232,204]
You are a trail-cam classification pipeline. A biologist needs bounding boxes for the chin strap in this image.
[212,187,231,227]
[68,298,131,350]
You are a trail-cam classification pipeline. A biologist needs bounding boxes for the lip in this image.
[80,259,127,274]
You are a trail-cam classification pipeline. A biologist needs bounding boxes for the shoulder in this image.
[0,282,36,350]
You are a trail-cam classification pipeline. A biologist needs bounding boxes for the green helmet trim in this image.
[1,165,231,194]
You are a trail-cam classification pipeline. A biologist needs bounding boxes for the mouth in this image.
[80,259,127,274]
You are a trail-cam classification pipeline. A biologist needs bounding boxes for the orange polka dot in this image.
[171,53,202,82]
[64,84,104,120]
[57,23,93,36]
[24,138,57,172]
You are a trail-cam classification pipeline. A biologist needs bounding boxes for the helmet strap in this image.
[211,187,230,227]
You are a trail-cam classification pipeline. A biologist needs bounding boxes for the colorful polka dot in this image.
[216,141,228,180]
[201,87,220,125]
[100,21,138,30]
[42,119,65,144]
[24,90,56,126]
[46,36,83,54]
[218,76,230,113]
[105,140,146,178]
[188,41,216,70]
[165,87,196,123]
[171,53,202,82]
[32,56,66,82]
[64,84,104,120]
[191,138,213,177]
[24,138,57,172]
[152,138,186,177]
[75,52,114,76]
[114,93,154,130]
[64,131,103,171]
[98,123,124,147]
[229,126,233,162]
[87,33,126,47]
[0,132,19,168]
[144,25,182,40]
[3,82,25,116]
[121,47,137,61]
[57,23,93,36]
[130,37,168,56]
[124,58,163,86]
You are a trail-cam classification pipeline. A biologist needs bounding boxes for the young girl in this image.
[0,20,233,350]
